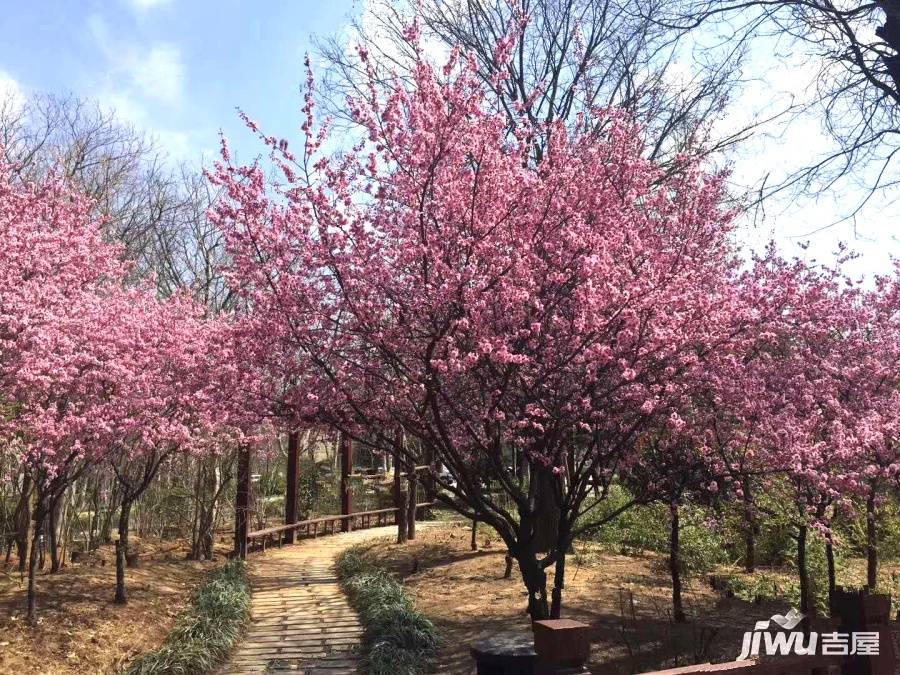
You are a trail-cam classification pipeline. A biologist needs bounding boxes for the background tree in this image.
[665,0,900,213]
[318,0,757,169]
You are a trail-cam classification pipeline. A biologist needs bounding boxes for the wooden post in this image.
[340,433,353,532]
[285,431,300,544]
[234,445,250,559]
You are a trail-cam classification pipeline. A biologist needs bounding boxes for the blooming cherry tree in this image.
[211,28,746,619]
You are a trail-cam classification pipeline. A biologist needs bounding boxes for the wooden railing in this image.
[638,654,845,674]
[246,502,435,553]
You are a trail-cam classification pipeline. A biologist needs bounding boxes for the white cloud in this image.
[127,0,174,10]
[83,15,197,161]
[88,15,185,105]
[129,44,185,104]
[0,69,25,112]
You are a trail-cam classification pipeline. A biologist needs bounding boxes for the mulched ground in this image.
[0,538,222,674]
[358,522,897,674]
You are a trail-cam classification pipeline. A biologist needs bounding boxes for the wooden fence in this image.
[245,502,435,553]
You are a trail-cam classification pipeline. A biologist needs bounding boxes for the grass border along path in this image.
[336,546,438,675]
[122,560,250,675]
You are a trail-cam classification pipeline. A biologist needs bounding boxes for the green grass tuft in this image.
[337,547,437,674]
[121,560,250,675]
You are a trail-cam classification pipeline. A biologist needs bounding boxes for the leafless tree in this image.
[661,0,900,218]
[0,93,175,261]
[317,0,761,170]
[0,91,234,310]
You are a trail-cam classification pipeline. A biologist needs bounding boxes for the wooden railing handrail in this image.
[247,502,435,541]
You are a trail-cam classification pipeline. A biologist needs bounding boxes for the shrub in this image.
[579,486,725,577]
[337,547,437,675]
[122,560,249,675]
[723,572,782,604]
[677,508,727,577]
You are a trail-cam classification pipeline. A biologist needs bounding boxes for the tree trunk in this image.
[26,500,48,625]
[406,472,417,541]
[189,459,203,559]
[670,502,687,622]
[471,519,478,551]
[550,547,566,619]
[115,498,133,604]
[515,448,528,485]
[88,477,100,551]
[825,536,837,603]
[393,456,407,545]
[48,491,64,573]
[38,518,46,571]
[532,467,559,553]
[234,446,250,559]
[190,459,223,560]
[339,433,353,532]
[200,461,220,558]
[519,553,550,621]
[743,478,757,573]
[15,472,32,574]
[99,481,118,545]
[423,443,436,504]
[57,486,72,570]
[866,489,878,589]
[797,524,811,619]
[285,431,300,544]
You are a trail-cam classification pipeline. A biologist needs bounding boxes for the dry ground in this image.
[358,522,898,675]
[0,539,220,674]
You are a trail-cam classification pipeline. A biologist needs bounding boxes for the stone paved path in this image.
[222,525,405,674]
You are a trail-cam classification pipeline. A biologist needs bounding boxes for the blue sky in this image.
[0,0,896,276]
[0,0,354,163]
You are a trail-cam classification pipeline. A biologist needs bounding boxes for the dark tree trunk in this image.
[471,519,478,551]
[515,448,528,485]
[550,547,566,619]
[339,433,353,532]
[88,477,100,551]
[234,446,250,559]
[670,502,686,623]
[285,431,300,544]
[190,459,224,560]
[26,500,48,625]
[99,481,118,545]
[38,518,46,571]
[48,491,64,573]
[393,457,407,544]
[115,498,133,604]
[15,472,32,574]
[743,478,757,573]
[423,443,437,504]
[825,536,837,602]
[532,467,559,553]
[519,553,550,621]
[797,524,811,618]
[406,472,417,541]
[866,489,878,589]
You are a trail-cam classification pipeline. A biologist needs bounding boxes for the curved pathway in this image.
[223,525,408,674]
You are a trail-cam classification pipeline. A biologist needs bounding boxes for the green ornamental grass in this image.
[337,547,438,675]
[122,560,250,675]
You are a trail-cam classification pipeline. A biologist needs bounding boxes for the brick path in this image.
[222,525,403,674]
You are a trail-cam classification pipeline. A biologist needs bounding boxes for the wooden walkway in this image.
[223,525,401,674]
